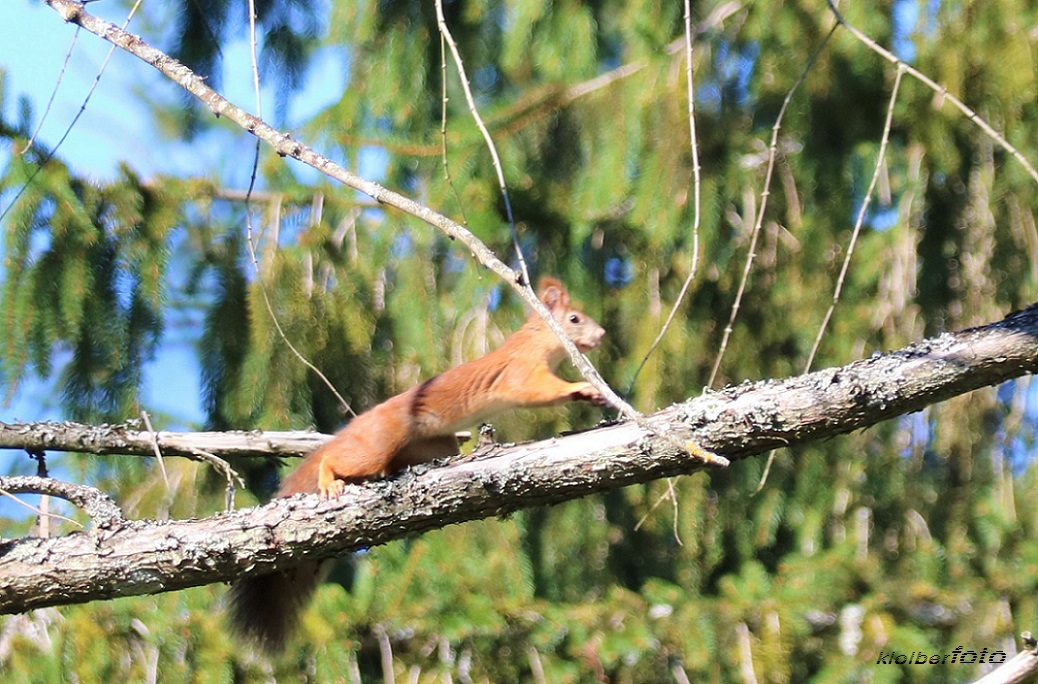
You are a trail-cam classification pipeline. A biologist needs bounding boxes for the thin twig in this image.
[634,478,684,546]
[189,447,245,512]
[628,0,705,393]
[827,0,1038,188]
[242,202,357,417]
[752,448,780,495]
[805,65,905,371]
[241,1,355,418]
[0,487,83,528]
[139,410,170,491]
[707,24,838,387]
[32,451,51,538]
[20,27,80,153]
[247,0,262,119]
[438,34,470,226]
[433,0,529,287]
[0,0,144,225]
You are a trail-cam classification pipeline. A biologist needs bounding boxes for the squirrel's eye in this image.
[569,314,580,323]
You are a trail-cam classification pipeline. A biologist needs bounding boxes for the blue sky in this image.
[0,1,345,429]
[1,2,153,179]
[2,3,169,426]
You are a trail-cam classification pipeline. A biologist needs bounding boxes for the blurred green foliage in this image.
[2,0,1038,681]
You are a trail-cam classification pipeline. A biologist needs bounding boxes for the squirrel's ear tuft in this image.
[537,277,570,310]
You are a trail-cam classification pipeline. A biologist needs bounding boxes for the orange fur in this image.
[279,277,606,498]
[228,277,605,651]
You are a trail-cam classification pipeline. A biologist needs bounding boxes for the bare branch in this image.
[826,0,1038,188]
[0,476,124,528]
[0,422,328,460]
[972,633,1038,684]
[1,304,1036,613]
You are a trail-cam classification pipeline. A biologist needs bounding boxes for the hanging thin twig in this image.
[804,65,906,372]
[433,0,529,287]
[20,28,80,154]
[706,24,838,387]
[139,410,169,491]
[627,0,705,393]
[438,34,470,227]
[242,0,355,418]
[188,447,246,512]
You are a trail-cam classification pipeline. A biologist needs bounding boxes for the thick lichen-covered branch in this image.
[1,304,1036,614]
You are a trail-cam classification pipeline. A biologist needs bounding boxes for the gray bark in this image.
[1,304,1036,614]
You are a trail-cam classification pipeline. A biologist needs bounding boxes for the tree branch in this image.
[0,422,327,460]
[1,304,1036,614]
[0,476,124,528]
[974,633,1038,684]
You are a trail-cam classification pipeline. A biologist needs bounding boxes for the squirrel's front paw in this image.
[574,382,608,407]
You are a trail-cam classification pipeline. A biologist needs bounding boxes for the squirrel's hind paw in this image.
[319,478,346,499]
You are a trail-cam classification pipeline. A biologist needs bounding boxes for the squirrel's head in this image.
[536,277,605,353]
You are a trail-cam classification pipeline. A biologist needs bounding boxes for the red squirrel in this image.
[228,277,606,651]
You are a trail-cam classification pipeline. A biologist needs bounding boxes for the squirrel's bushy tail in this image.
[227,561,324,653]
[227,451,326,652]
